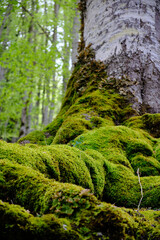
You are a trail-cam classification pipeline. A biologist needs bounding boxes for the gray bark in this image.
[19,0,34,137]
[0,67,6,83]
[62,39,70,96]
[83,0,160,113]
[49,2,60,123]
[42,0,49,126]
[71,7,80,68]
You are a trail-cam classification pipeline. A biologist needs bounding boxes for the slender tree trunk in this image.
[62,12,71,97]
[42,0,49,126]
[62,39,70,96]
[19,96,28,138]
[19,0,35,137]
[83,0,160,113]
[33,0,40,127]
[49,2,60,123]
[26,0,35,134]
[71,6,80,69]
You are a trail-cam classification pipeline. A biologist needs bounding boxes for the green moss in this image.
[0,200,82,240]
[18,130,47,145]
[124,113,160,138]
[42,145,94,192]
[103,161,160,208]
[0,184,160,239]
[0,140,60,180]
[51,88,134,144]
[130,154,160,176]
[53,117,92,144]
[0,158,98,216]
[154,140,160,163]
[43,115,64,138]
[70,147,106,198]
[0,140,105,195]
[70,126,160,208]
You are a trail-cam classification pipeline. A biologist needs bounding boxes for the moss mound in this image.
[124,113,160,138]
[70,126,160,207]
[0,140,105,197]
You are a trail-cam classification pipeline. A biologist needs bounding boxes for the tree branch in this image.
[18,1,53,43]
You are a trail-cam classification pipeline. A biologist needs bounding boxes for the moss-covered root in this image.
[0,200,160,240]
[0,141,105,197]
[0,159,99,216]
[124,113,160,138]
[0,159,160,239]
[0,200,82,240]
[71,125,160,208]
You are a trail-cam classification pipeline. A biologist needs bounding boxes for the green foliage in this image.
[0,0,79,140]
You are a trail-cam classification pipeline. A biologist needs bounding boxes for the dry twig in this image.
[137,168,143,211]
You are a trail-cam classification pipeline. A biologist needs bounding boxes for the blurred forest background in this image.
[0,0,80,142]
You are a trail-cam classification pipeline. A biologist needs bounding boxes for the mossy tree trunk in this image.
[83,0,160,113]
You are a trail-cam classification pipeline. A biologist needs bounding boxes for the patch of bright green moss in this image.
[17,130,47,145]
[51,88,134,144]
[124,113,160,138]
[0,140,105,195]
[70,125,160,207]
[130,154,160,176]
[42,145,94,192]
[0,159,98,216]
[0,140,60,180]
[53,117,92,144]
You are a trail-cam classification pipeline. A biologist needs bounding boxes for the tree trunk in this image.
[62,38,70,96]
[48,2,60,123]
[71,6,80,69]
[83,0,160,113]
[19,0,35,137]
